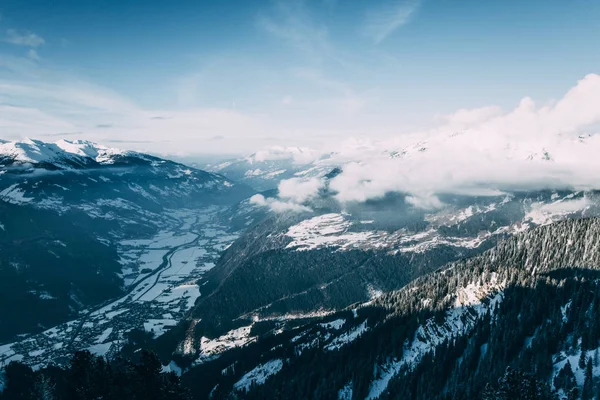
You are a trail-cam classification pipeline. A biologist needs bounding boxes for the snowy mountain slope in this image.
[0,139,253,228]
[0,138,255,346]
[177,189,599,341]
[177,217,600,399]
[0,138,135,170]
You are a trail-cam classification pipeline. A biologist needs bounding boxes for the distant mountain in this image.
[204,146,323,191]
[203,130,582,196]
[0,138,132,169]
[0,138,255,344]
[0,138,253,209]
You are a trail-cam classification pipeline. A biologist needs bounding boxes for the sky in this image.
[0,0,599,156]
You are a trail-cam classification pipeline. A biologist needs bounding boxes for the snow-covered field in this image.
[284,193,592,255]
[0,207,238,368]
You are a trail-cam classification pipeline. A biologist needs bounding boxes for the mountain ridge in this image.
[0,139,256,350]
[177,217,600,399]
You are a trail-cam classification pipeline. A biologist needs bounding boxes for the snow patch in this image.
[338,381,353,400]
[0,184,33,204]
[233,359,283,392]
[325,320,369,351]
[319,319,346,330]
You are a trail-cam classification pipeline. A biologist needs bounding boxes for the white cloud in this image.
[0,70,272,155]
[405,194,444,210]
[247,176,325,213]
[250,194,311,213]
[278,177,324,203]
[436,106,503,129]
[0,105,76,133]
[282,95,294,105]
[26,49,40,61]
[256,0,330,60]
[252,146,320,164]
[363,0,421,44]
[289,67,369,115]
[270,74,600,206]
[256,2,368,117]
[4,29,45,47]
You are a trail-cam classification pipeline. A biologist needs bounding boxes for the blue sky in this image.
[0,0,599,155]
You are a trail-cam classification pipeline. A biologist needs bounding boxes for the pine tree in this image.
[1,362,37,400]
[554,361,577,393]
[580,350,588,370]
[583,359,594,400]
[481,383,497,400]
[34,375,55,400]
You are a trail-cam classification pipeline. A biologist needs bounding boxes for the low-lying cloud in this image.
[250,194,311,213]
[251,146,321,164]
[264,74,600,212]
[278,177,324,203]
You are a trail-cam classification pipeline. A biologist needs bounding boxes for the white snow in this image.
[28,349,45,357]
[325,320,369,351]
[0,138,130,168]
[247,309,335,323]
[87,342,114,356]
[95,327,113,343]
[161,360,183,376]
[143,319,177,337]
[551,345,600,392]
[319,319,346,330]
[561,300,572,323]
[284,211,526,254]
[197,325,255,362]
[285,213,379,251]
[338,381,353,400]
[233,359,284,392]
[525,197,590,225]
[0,184,33,204]
[366,277,505,400]
[156,284,201,310]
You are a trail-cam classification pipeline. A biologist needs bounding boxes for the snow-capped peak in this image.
[54,139,106,158]
[0,138,131,169]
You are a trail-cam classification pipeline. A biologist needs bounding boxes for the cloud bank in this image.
[251,146,321,164]
[264,74,600,212]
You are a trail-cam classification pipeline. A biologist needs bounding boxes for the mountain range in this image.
[2,138,600,400]
[0,138,253,346]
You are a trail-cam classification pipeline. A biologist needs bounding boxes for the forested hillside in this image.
[0,350,189,400]
[178,218,600,400]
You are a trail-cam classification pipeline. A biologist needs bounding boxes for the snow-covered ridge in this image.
[0,138,133,169]
[283,192,596,254]
[367,276,505,399]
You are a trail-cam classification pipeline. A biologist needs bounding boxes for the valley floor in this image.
[0,207,237,369]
